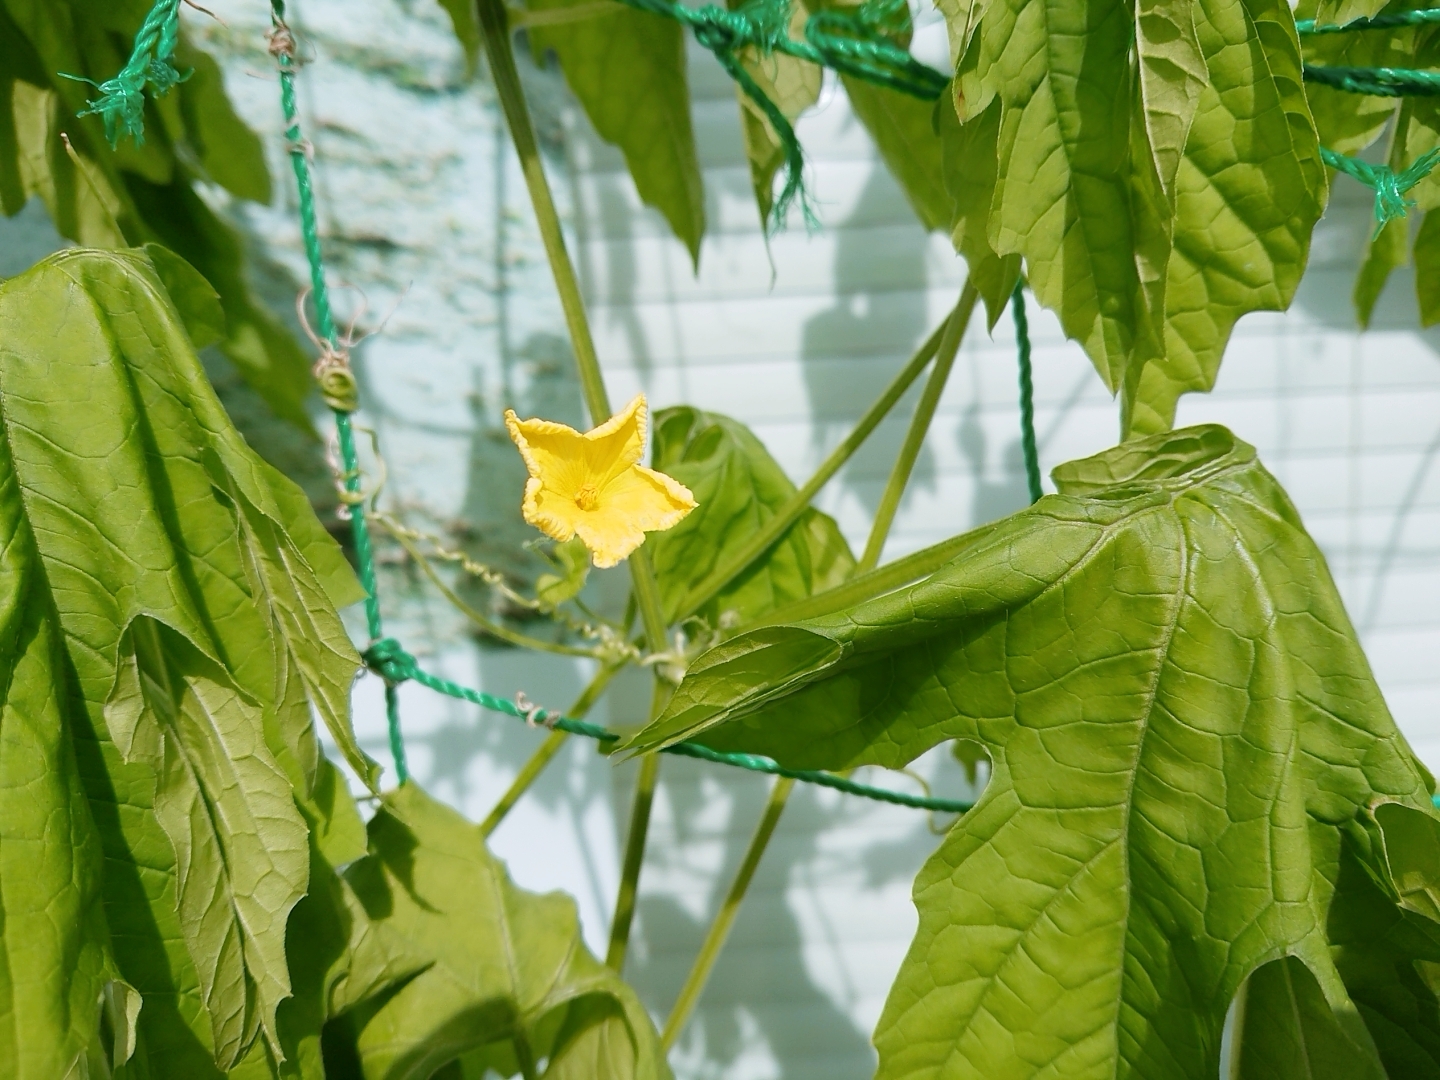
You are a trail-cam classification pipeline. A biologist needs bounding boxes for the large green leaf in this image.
[328,782,671,1080]
[523,0,706,262]
[938,92,1020,327]
[648,406,855,630]
[0,1,314,432]
[941,0,1323,434]
[627,424,1437,1079]
[1127,0,1326,435]
[0,248,375,1074]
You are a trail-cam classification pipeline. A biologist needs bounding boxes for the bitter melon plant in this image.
[3,0,1440,1076]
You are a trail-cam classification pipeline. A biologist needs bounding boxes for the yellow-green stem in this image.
[661,776,796,1050]
[672,302,960,623]
[858,281,975,572]
[606,750,662,970]
[472,0,670,656]
[513,1032,540,1080]
[480,661,621,837]
[388,525,606,659]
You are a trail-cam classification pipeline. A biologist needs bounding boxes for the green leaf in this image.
[144,242,227,349]
[0,3,315,433]
[938,91,1020,328]
[1354,218,1408,329]
[649,406,855,629]
[1280,820,1440,1078]
[336,782,671,1080]
[1127,0,1326,436]
[536,536,592,606]
[941,0,1324,434]
[526,0,706,262]
[842,78,952,232]
[1234,956,1386,1080]
[628,424,1436,1078]
[1416,210,1440,326]
[436,0,482,69]
[0,249,377,1071]
[174,40,273,205]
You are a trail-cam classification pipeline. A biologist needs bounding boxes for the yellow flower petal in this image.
[505,393,696,567]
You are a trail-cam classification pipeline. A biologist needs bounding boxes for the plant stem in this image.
[388,525,608,659]
[480,661,621,837]
[473,0,670,657]
[1011,282,1042,504]
[661,776,796,1050]
[672,298,966,623]
[606,749,661,970]
[858,281,975,572]
[513,1032,540,1080]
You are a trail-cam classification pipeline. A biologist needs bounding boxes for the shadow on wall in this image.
[629,772,880,1080]
[800,163,934,521]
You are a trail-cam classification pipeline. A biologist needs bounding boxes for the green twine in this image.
[615,0,944,229]
[1298,8,1440,35]
[1320,145,1440,235]
[361,638,974,814]
[1304,64,1440,98]
[267,1,407,782]
[61,0,188,147]
[1011,283,1042,505]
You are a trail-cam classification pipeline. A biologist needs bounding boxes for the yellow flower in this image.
[504,394,697,569]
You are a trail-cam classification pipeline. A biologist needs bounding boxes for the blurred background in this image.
[5,1,1439,1075]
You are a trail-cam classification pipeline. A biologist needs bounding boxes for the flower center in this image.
[574,483,600,511]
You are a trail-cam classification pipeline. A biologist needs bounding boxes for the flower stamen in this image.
[574,483,600,511]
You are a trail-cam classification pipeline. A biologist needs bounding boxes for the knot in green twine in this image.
[314,357,361,412]
[363,637,417,685]
[1321,146,1440,236]
[63,0,189,147]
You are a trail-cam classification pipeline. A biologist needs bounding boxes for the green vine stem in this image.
[660,777,796,1049]
[472,0,671,659]
[385,524,611,659]
[858,280,976,572]
[656,287,970,1046]
[673,294,973,622]
[606,750,663,970]
[479,661,622,837]
[1012,282,1042,504]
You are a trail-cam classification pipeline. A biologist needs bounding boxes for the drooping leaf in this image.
[801,0,952,231]
[0,2,315,431]
[938,91,1020,328]
[842,78,952,232]
[1255,814,1440,1078]
[1127,0,1326,435]
[525,0,706,263]
[729,2,822,228]
[331,782,671,1080]
[0,248,376,1072]
[1416,210,1440,325]
[536,536,592,607]
[940,0,1324,435]
[1355,218,1409,329]
[649,406,855,630]
[1234,956,1387,1080]
[627,424,1437,1079]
